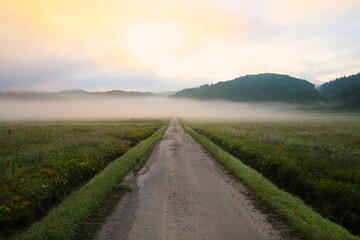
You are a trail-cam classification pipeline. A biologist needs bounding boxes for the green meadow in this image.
[186,120,360,235]
[0,119,166,237]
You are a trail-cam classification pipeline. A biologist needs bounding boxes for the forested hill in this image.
[172,73,320,102]
[319,73,360,97]
[319,73,360,109]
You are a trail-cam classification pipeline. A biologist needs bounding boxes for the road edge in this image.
[181,121,359,240]
[10,122,169,240]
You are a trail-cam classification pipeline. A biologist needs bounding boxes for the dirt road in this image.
[96,119,298,240]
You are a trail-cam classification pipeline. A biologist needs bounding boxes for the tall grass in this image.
[186,120,360,235]
[0,120,165,237]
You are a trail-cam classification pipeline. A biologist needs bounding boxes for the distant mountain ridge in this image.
[0,89,155,100]
[172,73,321,103]
[1,72,359,110]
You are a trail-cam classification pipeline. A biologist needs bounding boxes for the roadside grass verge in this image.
[74,184,132,240]
[133,141,154,172]
[10,123,168,240]
[182,123,359,240]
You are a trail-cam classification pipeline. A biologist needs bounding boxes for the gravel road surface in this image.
[96,119,298,240]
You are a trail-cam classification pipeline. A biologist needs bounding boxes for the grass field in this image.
[0,119,166,237]
[186,120,360,235]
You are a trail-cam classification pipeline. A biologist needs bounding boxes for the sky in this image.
[0,0,359,92]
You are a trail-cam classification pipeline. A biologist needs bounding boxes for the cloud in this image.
[0,57,86,90]
[0,0,246,90]
[0,0,359,91]
[0,56,187,92]
[269,0,360,21]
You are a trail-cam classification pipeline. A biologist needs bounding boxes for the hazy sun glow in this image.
[125,22,184,65]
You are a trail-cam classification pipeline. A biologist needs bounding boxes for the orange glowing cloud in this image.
[0,0,245,71]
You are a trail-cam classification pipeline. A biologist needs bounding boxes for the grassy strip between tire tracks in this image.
[182,122,359,240]
[10,123,168,240]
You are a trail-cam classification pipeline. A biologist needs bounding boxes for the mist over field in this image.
[0,96,326,121]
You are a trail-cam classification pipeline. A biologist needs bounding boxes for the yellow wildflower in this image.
[13,196,21,202]
[47,169,55,176]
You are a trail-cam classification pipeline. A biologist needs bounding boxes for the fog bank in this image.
[0,97,340,121]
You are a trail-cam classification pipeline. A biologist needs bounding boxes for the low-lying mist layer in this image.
[0,96,353,121]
